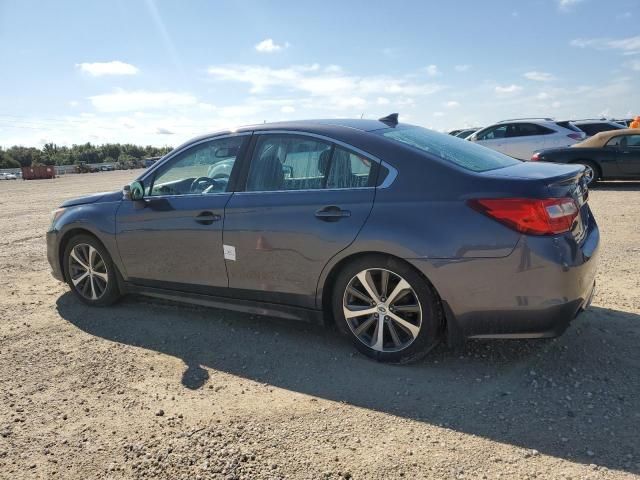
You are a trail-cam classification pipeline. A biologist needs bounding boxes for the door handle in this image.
[315,206,351,222]
[195,211,221,225]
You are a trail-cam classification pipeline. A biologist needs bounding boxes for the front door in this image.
[115,134,250,292]
[617,134,640,177]
[223,134,377,308]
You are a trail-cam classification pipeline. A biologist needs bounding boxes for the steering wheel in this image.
[190,176,214,193]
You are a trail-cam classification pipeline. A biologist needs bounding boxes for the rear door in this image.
[222,133,377,308]
[617,134,640,177]
[504,123,552,160]
[472,124,510,155]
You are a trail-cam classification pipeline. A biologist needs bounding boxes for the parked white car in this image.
[467,118,585,160]
[0,172,18,180]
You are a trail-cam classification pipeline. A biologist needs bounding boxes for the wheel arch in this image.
[569,158,602,179]
[319,251,446,332]
[58,228,116,283]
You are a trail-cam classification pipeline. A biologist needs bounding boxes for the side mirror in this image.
[123,181,145,201]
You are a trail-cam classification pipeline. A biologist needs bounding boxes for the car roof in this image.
[234,118,397,133]
[572,128,640,148]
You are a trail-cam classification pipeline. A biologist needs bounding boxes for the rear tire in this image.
[332,255,443,364]
[63,234,121,306]
[575,160,600,186]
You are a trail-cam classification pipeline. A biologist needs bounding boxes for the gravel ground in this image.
[0,171,639,480]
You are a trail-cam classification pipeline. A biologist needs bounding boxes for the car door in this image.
[617,134,640,177]
[115,133,250,293]
[503,123,550,160]
[222,133,377,309]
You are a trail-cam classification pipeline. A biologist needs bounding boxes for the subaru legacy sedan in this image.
[47,115,599,363]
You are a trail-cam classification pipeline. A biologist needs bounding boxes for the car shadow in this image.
[57,293,640,474]
[591,181,640,192]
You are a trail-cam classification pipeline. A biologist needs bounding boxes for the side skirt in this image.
[122,282,326,325]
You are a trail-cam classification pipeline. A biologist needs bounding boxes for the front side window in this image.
[477,125,508,140]
[624,135,640,148]
[380,126,520,172]
[246,135,332,191]
[149,136,246,196]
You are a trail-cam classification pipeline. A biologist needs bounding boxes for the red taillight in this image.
[531,152,541,161]
[468,198,579,235]
[567,133,583,141]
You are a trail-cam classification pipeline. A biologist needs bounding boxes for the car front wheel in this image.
[63,234,121,306]
[332,255,443,363]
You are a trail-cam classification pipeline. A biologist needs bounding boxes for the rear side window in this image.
[509,123,554,137]
[381,127,520,172]
[556,121,582,133]
[327,147,373,188]
[578,123,623,136]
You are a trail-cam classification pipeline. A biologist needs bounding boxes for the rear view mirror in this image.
[124,181,145,201]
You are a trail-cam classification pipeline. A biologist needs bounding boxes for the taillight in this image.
[531,152,541,161]
[567,133,583,141]
[468,198,579,235]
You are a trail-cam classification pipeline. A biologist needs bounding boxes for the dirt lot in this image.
[0,170,639,479]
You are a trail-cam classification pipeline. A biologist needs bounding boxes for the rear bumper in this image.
[408,212,600,340]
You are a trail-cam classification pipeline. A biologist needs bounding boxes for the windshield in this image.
[380,126,520,172]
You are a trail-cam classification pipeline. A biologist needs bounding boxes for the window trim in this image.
[235,130,396,194]
[141,133,252,199]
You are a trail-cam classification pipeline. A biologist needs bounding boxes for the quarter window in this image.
[149,136,246,196]
[327,147,373,188]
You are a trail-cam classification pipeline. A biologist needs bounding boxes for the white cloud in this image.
[558,0,584,11]
[255,38,289,53]
[523,71,555,82]
[155,127,175,135]
[76,61,139,76]
[280,105,295,113]
[455,64,471,72]
[425,64,441,77]
[625,59,640,71]
[206,64,444,107]
[444,100,460,108]
[376,97,390,105]
[570,35,640,55]
[68,100,79,107]
[537,92,551,100]
[433,111,444,117]
[495,84,523,94]
[88,89,198,112]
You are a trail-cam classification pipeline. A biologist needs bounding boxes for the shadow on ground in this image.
[591,181,640,192]
[57,293,640,474]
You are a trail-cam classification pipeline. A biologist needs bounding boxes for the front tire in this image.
[332,255,443,363]
[63,234,121,306]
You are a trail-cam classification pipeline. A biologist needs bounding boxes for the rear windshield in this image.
[379,126,520,172]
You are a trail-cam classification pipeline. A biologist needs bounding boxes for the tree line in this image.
[0,143,174,169]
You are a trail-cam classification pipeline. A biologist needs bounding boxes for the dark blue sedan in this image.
[47,115,599,363]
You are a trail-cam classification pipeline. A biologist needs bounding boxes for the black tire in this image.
[575,160,600,186]
[332,254,443,364]
[63,234,121,306]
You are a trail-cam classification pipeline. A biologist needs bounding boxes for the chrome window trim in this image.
[234,187,375,196]
[251,130,397,191]
[137,132,253,184]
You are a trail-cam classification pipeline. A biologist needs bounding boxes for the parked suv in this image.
[468,119,585,160]
[47,117,599,363]
[563,119,625,138]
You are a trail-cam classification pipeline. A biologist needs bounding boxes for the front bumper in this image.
[46,230,64,282]
[408,212,600,340]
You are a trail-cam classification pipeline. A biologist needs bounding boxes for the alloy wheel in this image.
[343,268,422,352]
[583,164,595,184]
[68,243,109,300]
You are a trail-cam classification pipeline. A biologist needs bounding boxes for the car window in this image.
[246,135,332,192]
[477,125,508,140]
[327,147,373,188]
[625,135,640,148]
[579,123,619,136]
[509,123,552,137]
[605,136,623,147]
[380,126,520,172]
[149,136,246,196]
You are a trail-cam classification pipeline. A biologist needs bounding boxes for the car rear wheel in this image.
[576,160,600,185]
[332,255,443,363]
[63,234,121,306]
